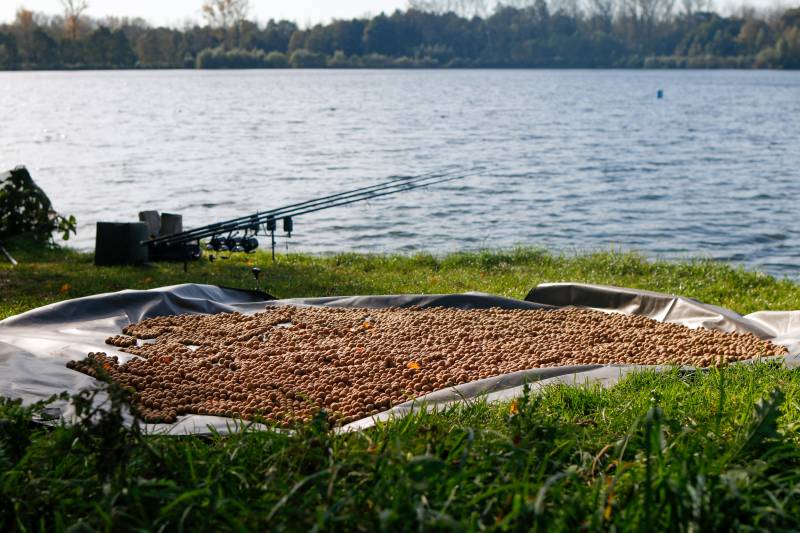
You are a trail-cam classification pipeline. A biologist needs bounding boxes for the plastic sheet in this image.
[1,283,798,434]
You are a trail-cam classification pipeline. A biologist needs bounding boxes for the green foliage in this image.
[265,50,289,68]
[243,19,297,53]
[3,364,800,529]
[0,32,19,69]
[135,27,190,68]
[28,28,59,68]
[196,46,287,68]
[3,245,800,528]
[3,243,800,321]
[288,49,327,68]
[2,4,800,69]
[0,167,76,243]
[326,49,349,67]
[364,14,400,56]
[83,27,136,68]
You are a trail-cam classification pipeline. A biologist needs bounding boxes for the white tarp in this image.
[1,283,798,434]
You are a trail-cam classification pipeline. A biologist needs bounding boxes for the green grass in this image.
[2,237,799,320]
[2,238,800,530]
[3,364,800,530]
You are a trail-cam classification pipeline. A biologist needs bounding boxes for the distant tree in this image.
[737,16,768,54]
[245,19,297,52]
[201,0,250,47]
[12,8,36,64]
[327,49,349,67]
[196,46,278,68]
[264,50,288,67]
[639,0,676,27]
[237,20,258,49]
[84,26,136,67]
[364,14,401,55]
[201,0,230,29]
[680,0,712,17]
[60,38,84,65]
[552,0,582,18]
[0,1,798,70]
[29,28,59,67]
[136,28,185,67]
[330,19,367,56]
[674,14,742,56]
[305,24,336,55]
[408,0,488,18]
[84,26,111,66]
[775,8,800,67]
[0,32,20,69]
[101,16,150,44]
[288,48,326,67]
[182,24,221,61]
[60,0,89,40]
[588,0,616,31]
[533,0,551,30]
[287,29,306,53]
[15,8,36,29]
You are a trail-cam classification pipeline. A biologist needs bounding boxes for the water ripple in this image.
[1,69,799,278]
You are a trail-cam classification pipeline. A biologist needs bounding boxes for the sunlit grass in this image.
[2,364,800,529]
[2,239,800,529]
[3,237,799,321]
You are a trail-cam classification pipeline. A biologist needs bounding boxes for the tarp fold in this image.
[1,283,798,434]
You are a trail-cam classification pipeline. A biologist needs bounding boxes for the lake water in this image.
[2,69,799,278]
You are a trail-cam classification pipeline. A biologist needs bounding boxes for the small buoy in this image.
[657,89,664,99]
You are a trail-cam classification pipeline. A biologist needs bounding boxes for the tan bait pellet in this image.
[66,306,788,425]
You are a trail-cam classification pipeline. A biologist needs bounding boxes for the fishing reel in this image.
[143,168,468,264]
[205,235,260,253]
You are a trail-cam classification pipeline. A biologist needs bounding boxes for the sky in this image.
[0,0,791,27]
[0,1,407,27]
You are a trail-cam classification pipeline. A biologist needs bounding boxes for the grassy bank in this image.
[3,238,800,321]
[2,240,800,530]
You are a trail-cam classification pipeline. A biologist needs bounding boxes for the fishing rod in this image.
[147,168,478,260]
[278,171,471,218]
[0,241,17,266]
[148,167,463,248]
[251,169,478,259]
[152,166,452,243]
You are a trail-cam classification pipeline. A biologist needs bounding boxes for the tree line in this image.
[0,0,798,70]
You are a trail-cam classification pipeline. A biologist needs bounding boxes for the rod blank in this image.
[146,168,476,248]
[0,243,17,266]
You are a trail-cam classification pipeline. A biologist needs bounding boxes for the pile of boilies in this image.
[66,306,788,425]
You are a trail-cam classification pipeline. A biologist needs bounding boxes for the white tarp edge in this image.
[1,283,797,434]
